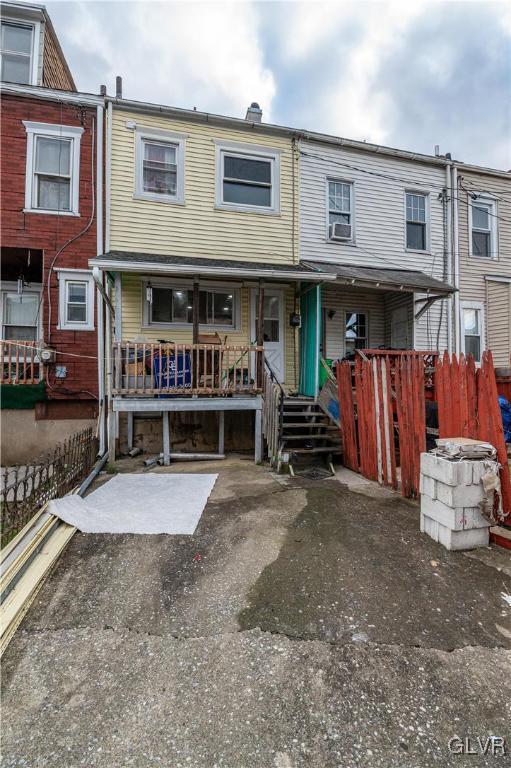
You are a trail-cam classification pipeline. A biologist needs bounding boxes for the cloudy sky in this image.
[46,0,511,170]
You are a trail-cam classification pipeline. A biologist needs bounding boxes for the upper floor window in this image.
[405,192,428,251]
[470,197,496,258]
[135,128,185,203]
[215,141,280,213]
[23,122,84,216]
[328,180,353,241]
[0,21,36,84]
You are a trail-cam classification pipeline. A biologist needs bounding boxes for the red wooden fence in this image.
[435,351,511,520]
[395,356,426,498]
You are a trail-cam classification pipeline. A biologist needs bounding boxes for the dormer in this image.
[0,1,75,90]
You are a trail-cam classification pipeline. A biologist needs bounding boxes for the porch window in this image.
[461,302,484,363]
[1,21,35,84]
[1,291,39,340]
[216,142,280,213]
[328,180,353,240]
[345,312,367,355]
[470,198,496,258]
[405,192,427,251]
[148,284,238,330]
[23,122,83,215]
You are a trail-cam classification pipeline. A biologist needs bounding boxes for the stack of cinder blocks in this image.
[420,452,490,550]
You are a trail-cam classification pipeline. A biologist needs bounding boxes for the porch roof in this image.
[89,251,335,283]
[303,262,455,295]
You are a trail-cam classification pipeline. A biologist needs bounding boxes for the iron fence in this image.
[1,427,97,547]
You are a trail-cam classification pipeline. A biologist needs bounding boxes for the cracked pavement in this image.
[2,457,511,767]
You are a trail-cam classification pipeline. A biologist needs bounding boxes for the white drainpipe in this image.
[452,165,461,354]
[445,161,452,354]
[95,104,105,454]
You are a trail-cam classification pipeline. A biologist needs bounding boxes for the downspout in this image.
[445,160,453,354]
[96,104,105,454]
[452,165,461,354]
[105,99,112,253]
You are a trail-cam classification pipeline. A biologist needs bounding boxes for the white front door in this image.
[391,306,411,349]
[251,289,285,383]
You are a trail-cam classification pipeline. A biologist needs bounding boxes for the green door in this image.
[299,285,321,397]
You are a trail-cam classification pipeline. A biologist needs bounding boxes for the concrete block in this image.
[471,462,488,485]
[420,513,489,550]
[419,474,436,500]
[435,480,484,508]
[420,453,473,486]
[437,525,489,551]
[463,507,491,530]
[420,496,466,531]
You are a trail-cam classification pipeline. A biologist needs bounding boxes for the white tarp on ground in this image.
[48,473,218,535]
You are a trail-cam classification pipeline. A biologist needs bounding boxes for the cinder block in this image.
[435,480,484,508]
[463,507,491,530]
[420,453,473,486]
[421,495,466,530]
[420,513,489,550]
[437,525,489,551]
[471,462,488,485]
[419,474,436,499]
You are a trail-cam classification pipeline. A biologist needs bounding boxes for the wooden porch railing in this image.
[1,340,41,384]
[111,342,264,396]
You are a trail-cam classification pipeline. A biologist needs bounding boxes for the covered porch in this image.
[89,251,331,462]
[299,263,455,397]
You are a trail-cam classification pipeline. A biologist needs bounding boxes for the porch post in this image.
[256,279,265,387]
[192,275,200,344]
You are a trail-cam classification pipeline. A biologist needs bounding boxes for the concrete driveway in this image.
[2,457,511,767]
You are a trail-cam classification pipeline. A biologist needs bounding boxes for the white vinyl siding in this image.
[322,285,385,360]
[300,140,449,352]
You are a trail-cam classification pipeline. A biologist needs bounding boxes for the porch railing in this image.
[262,358,284,467]
[111,342,264,396]
[1,340,41,384]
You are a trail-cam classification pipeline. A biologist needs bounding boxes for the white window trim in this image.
[342,308,369,357]
[214,139,281,215]
[23,121,84,216]
[1,281,43,341]
[134,127,186,204]
[325,177,356,244]
[142,278,241,332]
[404,190,430,253]
[460,300,485,363]
[0,17,41,86]
[57,269,95,331]
[468,193,498,260]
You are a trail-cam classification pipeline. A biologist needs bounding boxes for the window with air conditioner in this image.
[470,197,497,259]
[328,180,353,241]
[23,122,84,216]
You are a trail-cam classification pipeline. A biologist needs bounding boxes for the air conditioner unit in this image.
[329,222,352,241]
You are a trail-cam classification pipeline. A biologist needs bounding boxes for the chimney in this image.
[99,84,107,96]
[434,144,440,157]
[245,102,262,123]
[116,76,123,99]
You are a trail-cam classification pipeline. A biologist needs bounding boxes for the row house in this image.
[1,1,104,462]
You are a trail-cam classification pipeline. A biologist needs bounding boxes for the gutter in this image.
[0,82,102,106]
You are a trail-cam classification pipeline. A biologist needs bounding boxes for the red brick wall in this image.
[1,94,99,400]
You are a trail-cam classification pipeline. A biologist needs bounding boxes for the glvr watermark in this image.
[448,736,507,756]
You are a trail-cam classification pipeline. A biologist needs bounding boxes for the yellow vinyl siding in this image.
[120,275,298,385]
[110,109,299,264]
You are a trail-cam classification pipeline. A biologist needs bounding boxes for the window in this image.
[1,290,40,340]
[215,141,280,213]
[470,197,496,258]
[57,270,94,330]
[405,192,428,250]
[135,129,185,203]
[345,312,367,355]
[255,295,281,342]
[461,302,484,363]
[1,20,37,84]
[23,122,83,215]
[147,284,238,329]
[328,180,353,237]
